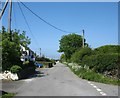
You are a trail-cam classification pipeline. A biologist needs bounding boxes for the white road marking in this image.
[96,88,102,92]
[88,81,107,96]
[90,83,94,86]
[100,92,107,96]
[93,85,97,88]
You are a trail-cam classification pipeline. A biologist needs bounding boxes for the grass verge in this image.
[68,65,120,85]
[1,93,15,98]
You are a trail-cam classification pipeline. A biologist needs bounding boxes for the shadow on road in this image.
[24,67,51,80]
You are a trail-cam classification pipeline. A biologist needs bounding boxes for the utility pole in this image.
[8,0,12,41]
[82,29,85,48]
[40,48,41,57]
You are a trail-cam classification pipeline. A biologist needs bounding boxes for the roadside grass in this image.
[68,65,120,86]
[1,93,15,98]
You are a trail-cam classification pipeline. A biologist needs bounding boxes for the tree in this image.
[58,33,88,60]
[1,26,31,71]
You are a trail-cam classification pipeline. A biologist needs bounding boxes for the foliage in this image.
[22,61,35,70]
[19,61,36,79]
[19,31,31,48]
[70,66,119,85]
[1,92,15,98]
[10,65,22,73]
[82,54,118,74]
[1,26,31,71]
[71,47,92,64]
[58,33,88,60]
[93,45,119,55]
[36,56,51,62]
[60,54,66,62]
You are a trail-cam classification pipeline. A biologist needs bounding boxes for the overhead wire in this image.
[17,0,82,34]
[17,1,40,46]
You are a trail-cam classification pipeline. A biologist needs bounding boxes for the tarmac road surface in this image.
[1,62,118,96]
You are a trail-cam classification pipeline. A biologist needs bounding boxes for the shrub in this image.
[93,45,120,55]
[60,54,66,62]
[82,54,118,74]
[71,47,92,64]
[22,61,35,69]
[16,61,36,79]
[10,65,22,74]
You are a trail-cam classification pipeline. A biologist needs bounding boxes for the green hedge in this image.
[71,47,92,64]
[82,54,118,73]
[93,45,119,55]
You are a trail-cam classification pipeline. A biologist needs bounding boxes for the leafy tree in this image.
[58,33,88,60]
[19,31,31,49]
[0,26,31,71]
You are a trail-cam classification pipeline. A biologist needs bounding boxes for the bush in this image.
[82,54,118,73]
[22,61,35,69]
[93,45,120,55]
[16,61,36,79]
[36,57,51,62]
[60,54,66,62]
[71,47,92,64]
[10,65,22,74]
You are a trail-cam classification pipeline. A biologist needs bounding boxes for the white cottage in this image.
[20,45,35,62]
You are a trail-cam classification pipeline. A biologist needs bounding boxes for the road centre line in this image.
[96,88,102,92]
[88,81,107,96]
[100,91,107,96]
[93,85,97,88]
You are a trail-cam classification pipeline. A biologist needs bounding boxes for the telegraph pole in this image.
[40,48,41,57]
[82,29,85,48]
[8,0,12,41]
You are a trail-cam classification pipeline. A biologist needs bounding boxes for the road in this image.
[1,62,118,96]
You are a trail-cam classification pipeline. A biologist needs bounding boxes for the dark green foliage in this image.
[19,61,36,79]
[71,47,92,64]
[1,26,31,71]
[69,44,119,79]
[82,54,118,73]
[93,45,119,55]
[22,61,35,68]
[58,33,88,60]
[10,65,22,74]
[2,39,22,71]
[1,92,15,98]
[0,27,37,79]
[36,56,51,62]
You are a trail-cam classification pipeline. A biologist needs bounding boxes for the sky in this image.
[1,2,118,59]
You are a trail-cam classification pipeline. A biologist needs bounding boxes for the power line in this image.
[17,1,40,46]
[17,0,82,33]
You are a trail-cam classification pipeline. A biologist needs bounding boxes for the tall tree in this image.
[0,26,31,71]
[58,33,88,60]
